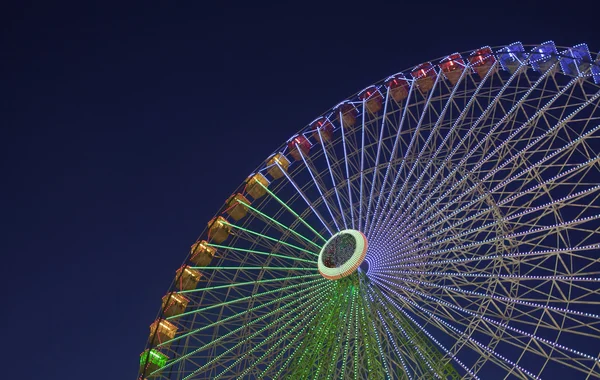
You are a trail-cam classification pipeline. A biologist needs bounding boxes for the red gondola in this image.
[311,117,334,143]
[358,86,383,114]
[439,53,465,86]
[411,62,437,94]
[469,47,496,79]
[287,135,311,161]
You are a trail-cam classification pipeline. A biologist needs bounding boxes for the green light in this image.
[281,286,340,378]
[188,266,318,271]
[259,181,327,242]
[193,285,333,379]
[363,291,392,380]
[177,273,319,295]
[207,243,316,263]
[225,222,318,256]
[160,280,334,377]
[325,286,352,378]
[233,293,329,379]
[237,199,323,249]
[160,278,328,347]
[139,349,168,368]
[257,298,328,378]
[368,284,460,379]
[171,274,322,318]
[342,285,355,375]
[353,288,359,380]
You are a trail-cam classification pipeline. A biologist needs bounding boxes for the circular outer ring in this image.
[318,229,368,280]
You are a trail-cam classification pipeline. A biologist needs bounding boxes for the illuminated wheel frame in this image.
[140,41,600,379]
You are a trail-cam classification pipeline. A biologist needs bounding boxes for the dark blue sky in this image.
[2,2,599,379]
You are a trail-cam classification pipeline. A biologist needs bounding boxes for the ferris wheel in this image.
[139,41,600,379]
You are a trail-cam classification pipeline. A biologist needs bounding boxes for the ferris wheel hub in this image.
[318,229,368,280]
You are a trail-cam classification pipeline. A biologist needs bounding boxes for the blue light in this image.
[530,41,558,73]
[560,43,592,77]
[593,53,600,84]
[497,42,526,73]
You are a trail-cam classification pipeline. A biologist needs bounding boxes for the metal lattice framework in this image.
[139,41,600,379]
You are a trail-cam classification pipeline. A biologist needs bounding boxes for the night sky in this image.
[3,2,599,379]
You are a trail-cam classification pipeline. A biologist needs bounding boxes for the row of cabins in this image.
[140,170,277,375]
[256,42,600,182]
